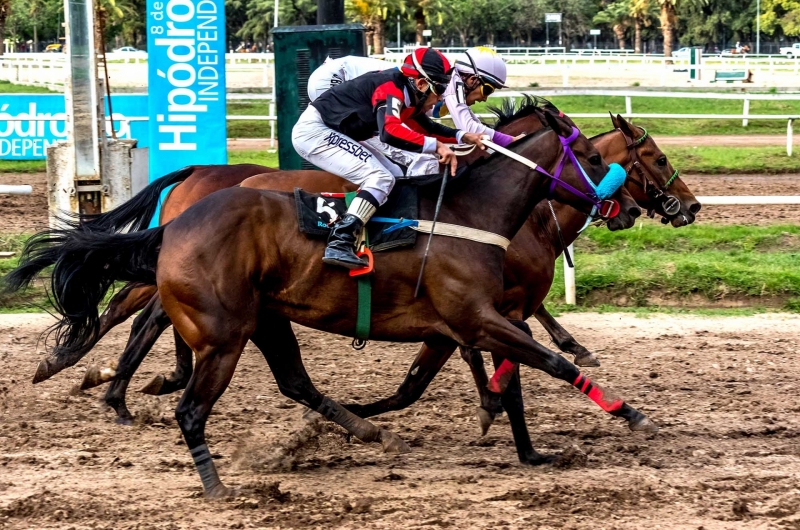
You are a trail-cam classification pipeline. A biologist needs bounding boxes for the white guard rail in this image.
[563,195,800,305]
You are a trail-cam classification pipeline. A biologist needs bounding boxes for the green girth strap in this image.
[344,192,371,340]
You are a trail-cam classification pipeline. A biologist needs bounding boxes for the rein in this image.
[618,127,681,217]
[482,126,619,220]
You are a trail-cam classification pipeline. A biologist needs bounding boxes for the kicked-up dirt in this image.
[1,312,799,529]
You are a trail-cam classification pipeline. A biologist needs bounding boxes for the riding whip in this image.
[414,165,451,298]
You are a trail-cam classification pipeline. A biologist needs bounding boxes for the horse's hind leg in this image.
[534,304,600,367]
[32,283,157,384]
[175,341,246,498]
[84,294,172,423]
[459,347,503,435]
[344,340,456,419]
[139,328,194,395]
[489,351,553,465]
[249,319,410,454]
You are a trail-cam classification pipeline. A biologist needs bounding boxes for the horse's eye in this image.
[589,154,602,165]
[657,156,667,167]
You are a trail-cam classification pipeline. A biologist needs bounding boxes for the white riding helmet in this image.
[454,47,508,88]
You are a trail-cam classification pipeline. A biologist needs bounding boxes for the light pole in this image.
[756,0,761,55]
[397,14,400,49]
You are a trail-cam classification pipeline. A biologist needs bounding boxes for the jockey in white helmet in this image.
[435,47,522,147]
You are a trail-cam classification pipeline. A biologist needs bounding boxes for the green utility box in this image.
[272,24,367,169]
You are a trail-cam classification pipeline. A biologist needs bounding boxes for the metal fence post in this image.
[788,118,794,157]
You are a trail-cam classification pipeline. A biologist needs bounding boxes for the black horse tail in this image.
[80,165,194,233]
[3,224,166,358]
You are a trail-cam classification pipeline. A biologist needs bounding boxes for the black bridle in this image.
[618,126,682,219]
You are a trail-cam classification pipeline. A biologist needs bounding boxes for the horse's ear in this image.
[609,111,620,129]
[543,109,572,137]
[616,114,637,139]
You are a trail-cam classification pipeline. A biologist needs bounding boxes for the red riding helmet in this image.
[401,48,453,95]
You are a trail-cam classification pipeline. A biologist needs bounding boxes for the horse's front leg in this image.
[534,304,600,367]
[464,310,658,435]
[459,346,503,435]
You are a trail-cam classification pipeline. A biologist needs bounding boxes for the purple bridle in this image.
[537,126,620,220]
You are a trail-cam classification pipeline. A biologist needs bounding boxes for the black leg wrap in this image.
[190,444,222,491]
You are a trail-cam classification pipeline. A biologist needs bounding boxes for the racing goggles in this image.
[427,79,448,96]
[411,51,449,96]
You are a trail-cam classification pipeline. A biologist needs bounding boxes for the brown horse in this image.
[7,112,656,497]
[54,105,694,468]
[30,99,634,388]
[78,109,697,431]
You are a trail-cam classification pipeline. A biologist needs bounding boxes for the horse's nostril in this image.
[689,202,702,214]
[628,206,642,218]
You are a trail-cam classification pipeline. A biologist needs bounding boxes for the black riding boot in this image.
[322,214,368,269]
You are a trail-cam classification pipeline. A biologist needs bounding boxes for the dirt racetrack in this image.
[1,312,800,529]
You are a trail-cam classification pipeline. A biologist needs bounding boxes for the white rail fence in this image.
[0,185,32,194]
[562,195,800,304]
[4,50,800,88]
[2,90,800,152]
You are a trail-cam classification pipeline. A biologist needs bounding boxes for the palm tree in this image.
[346,0,404,54]
[629,0,654,53]
[594,0,631,49]
[659,0,679,57]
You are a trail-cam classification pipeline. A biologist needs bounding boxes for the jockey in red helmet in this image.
[292,47,484,270]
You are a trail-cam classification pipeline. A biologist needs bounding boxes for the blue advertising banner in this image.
[147,0,227,181]
[0,94,149,160]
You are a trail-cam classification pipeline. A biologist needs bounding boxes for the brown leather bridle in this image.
[617,126,682,219]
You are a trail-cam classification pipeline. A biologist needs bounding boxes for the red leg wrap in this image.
[573,373,623,413]
[487,359,518,394]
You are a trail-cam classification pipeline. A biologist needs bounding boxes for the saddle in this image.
[295,182,422,252]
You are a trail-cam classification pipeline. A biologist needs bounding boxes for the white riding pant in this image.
[292,106,439,205]
[306,73,439,178]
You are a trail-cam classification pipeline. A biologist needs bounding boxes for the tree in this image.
[510,0,546,45]
[237,0,316,49]
[629,0,657,52]
[346,0,405,53]
[658,0,678,56]
[760,0,800,37]
[594,0,631,49]
[0,0,10,55]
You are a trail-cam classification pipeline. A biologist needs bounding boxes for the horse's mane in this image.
[486,95,561,128]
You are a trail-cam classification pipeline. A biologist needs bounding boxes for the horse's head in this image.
[485,97,638,230]
[598,114,701,227]
[533,110,627,223]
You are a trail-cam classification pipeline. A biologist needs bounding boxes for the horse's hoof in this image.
[81,365,116,390]
[380,430,411,454]
[574,352,600,367]
[32,359,56,384]
[629,416,659,434]
[520,452,557,466]
[139,375,166,395]
[114,415,134,426]
[204,484,239,499]
[477,407,496,437]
